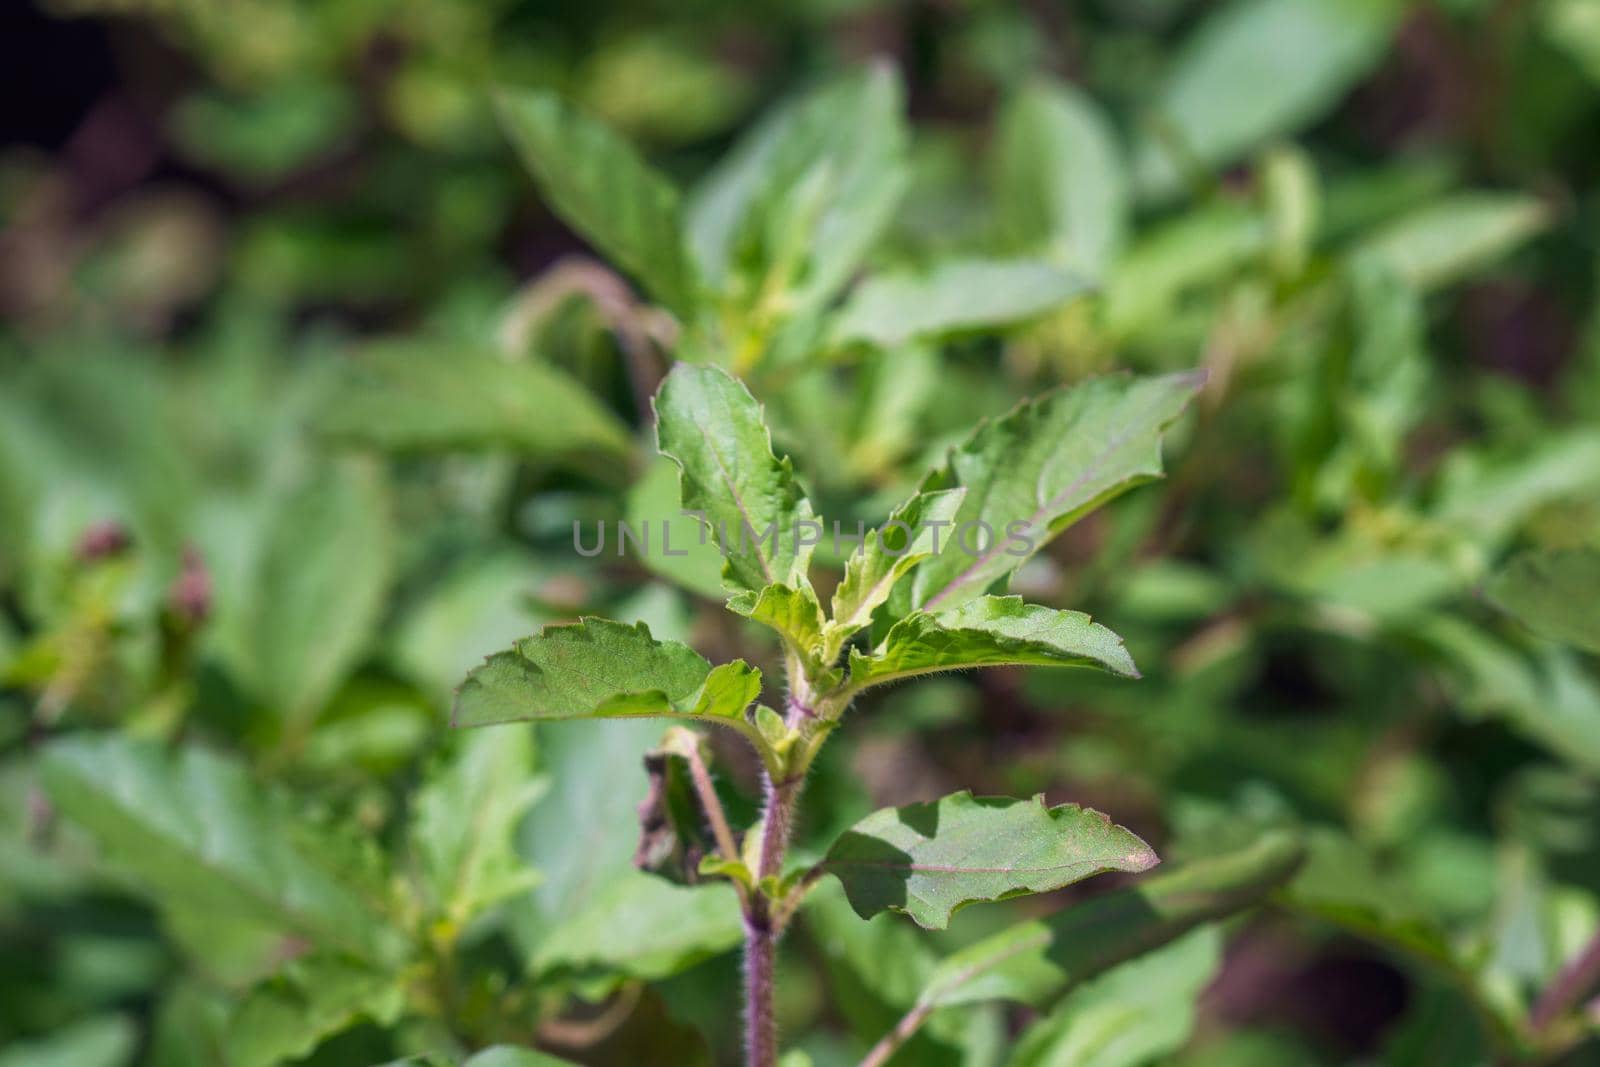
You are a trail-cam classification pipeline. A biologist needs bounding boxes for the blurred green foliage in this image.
[5,0,1600,1063]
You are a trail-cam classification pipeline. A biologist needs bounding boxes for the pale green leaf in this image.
[824,791,1157,930]
[505,720,662,963]
[1102,204,1267,336]
[411,726,543,926]
[654,363,818,594]
[1007,928,1221,1067]
[497,89,698,314]
[849,596,1138,692]
[0,1015,136,1067]
[686,66,907,310]
[832,259,1090,350]
[625,455,728,600]
[316,340,632,460]
[532,870,742,982]
[995,79,1127,278]
[41,736,405,964]
[1133,0,1400,197]
[1487,548,1600,655]
[1353,193,1548,291]
[829,489,966,647]
[907,371,1205,613]
[728,581,827,671]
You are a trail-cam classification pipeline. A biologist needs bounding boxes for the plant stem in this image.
[858,1001,934,1067]
[744,901,778,1067]
[1530,929,1600,1034]
[745,768,803,1067]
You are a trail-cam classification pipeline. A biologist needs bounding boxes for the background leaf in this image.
[1487,547,1600,654]
[498,89,700,314]
[316,340,633,462]
[831,259,1089,349]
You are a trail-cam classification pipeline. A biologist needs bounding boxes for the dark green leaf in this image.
[824,791,1157,929]
[316,340,633,460]
[41,736,405,964]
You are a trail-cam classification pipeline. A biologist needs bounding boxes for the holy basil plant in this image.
[454,361,1205,1066]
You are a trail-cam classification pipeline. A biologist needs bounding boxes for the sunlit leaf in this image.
[824,791,1157,929]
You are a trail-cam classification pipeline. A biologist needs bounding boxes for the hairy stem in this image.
[744,903,777,1067]
[1531,929,1600,1034]
[745,769,804,1067]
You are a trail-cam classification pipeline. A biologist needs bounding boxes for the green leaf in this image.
[728,581,828,674]
[315,340,633,460]
[410,725,543,926]
[41,736,404,964]
[686,66,908,310]
[227,953,405,1067]
[848,596,1138,693]
[506,721,657,947]
[625,455,728,600]
[831,259,1090,350]
[913,832,1304,1011]
[994,79,1127,279]
[1133,0,1400,197]
[1417,616,1600,774]
[0,1014,136,1067]
[654,363,818,595]
[532,871,742,983]
[1007,928,1221,1067]
[1486,547,1600,655]
[907,371,1205,613]
[1102,204,1267,336]
[1353,193,1548,291]
[453,618,764,750]
[823,791,1158,930]
[497,89,699,314]
[464,1049,584,1067]
[828,488,966,647]
[223,459,394,725]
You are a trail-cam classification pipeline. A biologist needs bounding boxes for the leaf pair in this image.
[457,362,1203,764]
